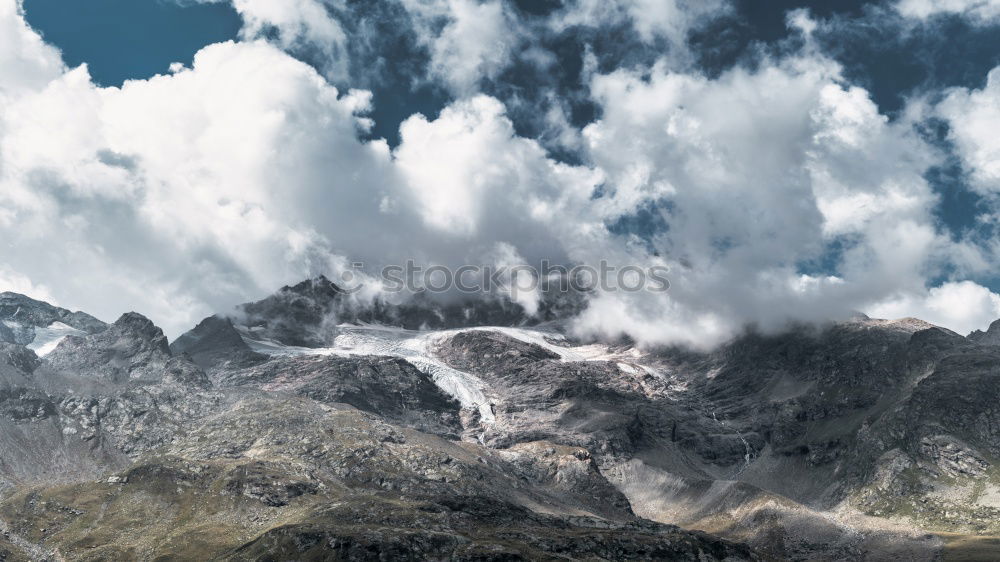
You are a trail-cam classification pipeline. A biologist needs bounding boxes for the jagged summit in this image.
[181,274,588,351]
[0,292,107,357]
[968,318,1000,345]
[281,274,343,298]
[0,292,107,350]
[0,292,106,332]
[169,314,266,370]
[43,311,206,387]
[113,311,169,344]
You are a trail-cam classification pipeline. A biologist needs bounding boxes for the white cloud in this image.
[0,266,55,304]
[897,0,1000,21]
[937,68,1000,194]
[868,281,1000,335]
[549,0,730,49]
[571,53,950,346]
[3,0,1000,348]
[231,0,345,47]
[0,35,389,334]
[0,13,588,336]
[194,0,522,95]
[399,0,520,95]
[0,0,63,98]
[193,0,350,81]
[394,95,586,238]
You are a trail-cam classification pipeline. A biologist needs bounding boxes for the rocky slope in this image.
[0,292,106,354]
[220,275,585,348]
[0,398,754,560]
[0,279,998,559]
[0,289,755,561]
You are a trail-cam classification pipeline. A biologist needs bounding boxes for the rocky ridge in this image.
[0,289,756,561]
[0,278,997,559]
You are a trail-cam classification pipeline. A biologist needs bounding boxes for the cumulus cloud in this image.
[192,0,734,98]
[189,0,522,94]
[399,0,520,95]
[394,94,593,241]
[0,0,63,97]
[3,0,1000,347]
[565,50,965,346]
[0,267,55,304]
[0,32,384,333]
[193,0,351,81]
[937,68,1000,194]
[549,0,730,51]
[897,0,1000,21]
[0,5,587,336]
[869,281,1000,335]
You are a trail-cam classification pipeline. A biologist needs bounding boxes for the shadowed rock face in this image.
[436,322,991,483]
[222,275,587,348]
[0,343,39,381]
[237,276,345,347]
[169,314,267,371]
[215,354,464,437]
[0,312,222,491]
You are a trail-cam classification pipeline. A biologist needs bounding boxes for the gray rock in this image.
[5,280,1000,559]
[0,292,106,346]
[169,314,267,371]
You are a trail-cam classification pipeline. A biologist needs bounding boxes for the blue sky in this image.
[24,0,241,85]
[6,0,1000,343]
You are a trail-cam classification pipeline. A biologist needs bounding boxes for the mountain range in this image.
[0,279,998,560]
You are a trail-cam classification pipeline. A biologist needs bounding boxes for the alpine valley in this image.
[0,278,999,561]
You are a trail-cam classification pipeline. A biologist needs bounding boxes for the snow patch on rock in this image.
[27,322,86,356]
[240,324,496,423]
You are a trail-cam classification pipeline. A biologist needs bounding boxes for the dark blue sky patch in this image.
[690,0,880,78]
[916,118,992,240]
[510,0,561,17]
[364,84,448,146]
[739,0,874,42]
[23,0,241,87]
[795,235,860,279]
[912,118,1000,293]
[689,1,1000,118]
[482,17,678,161]
[322,0,451,145]
[816,11,1000,115]
[606,200,671,255]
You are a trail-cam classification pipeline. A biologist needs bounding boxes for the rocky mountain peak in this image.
[0,292,106,335]
[206,274,589,351]
[169,314,266,371]
[112,312,170,353]
[0,292,108,354]
[43,311,204,386]
[967,318,1000,345]
[283,274,343,300]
